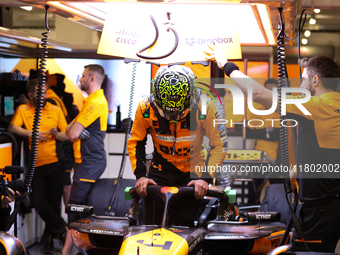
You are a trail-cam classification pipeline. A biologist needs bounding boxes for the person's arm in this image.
[127,98,157,196]
[187,179,209,200]
[66,121,85,142]
[203,101,228,176]
[188,101,228,200]
[51,107,69,142]
[8,123,50,142]
[65,120,74,137]
[205,44,276,111]
[8,123,31,138]
[50,127,69,141]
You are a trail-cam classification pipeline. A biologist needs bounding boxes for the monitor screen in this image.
[4,96,14,116]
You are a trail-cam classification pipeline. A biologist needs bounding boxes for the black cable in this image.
[277,6,310,251]
[5,5,50,231]
[106,62,136,214]
[277,7,291,193]
[284,9,307,41]
[136,15,179,60]
[298,9,307,84]
[24,4,50,193]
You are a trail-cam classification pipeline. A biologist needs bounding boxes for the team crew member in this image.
[8,78,68,254]
[205,45,340,252]
[127,65,228,226]
[47,84,69,122]
[61,64,108,255]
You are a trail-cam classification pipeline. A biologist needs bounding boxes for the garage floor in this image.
[26,240,79,255]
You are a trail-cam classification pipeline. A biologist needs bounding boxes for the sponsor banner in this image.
[97,3,241,64]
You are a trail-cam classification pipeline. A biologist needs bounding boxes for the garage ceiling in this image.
[0,0,340,59]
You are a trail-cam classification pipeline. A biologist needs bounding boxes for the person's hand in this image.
[135,177,157,197]
[1,188,20,209]
[36,131,51,142]
[204,44,228,69]
[187,179,209,200]
[50,127,58,138]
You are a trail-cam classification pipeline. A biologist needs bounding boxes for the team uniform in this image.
[286,92,340,252]
[10,102,67,236]
[127,94,228,225]
[68,89,108,223]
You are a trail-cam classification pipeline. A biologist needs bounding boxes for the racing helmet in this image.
[152,65,197,122]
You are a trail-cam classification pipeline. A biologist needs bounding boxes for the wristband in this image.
[223,62,240,77]
[79,129,90,140]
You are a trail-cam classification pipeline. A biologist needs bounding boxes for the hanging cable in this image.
[297,8,307,84]
[106,62,136,214]
[5,5,50,231]
[118,62,136,180]
[24,5,50,192]
[284,9,307,41]
[277,7,290,193]
[277,6,310,251]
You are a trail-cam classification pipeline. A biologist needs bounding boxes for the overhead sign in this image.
[97,3,242,64]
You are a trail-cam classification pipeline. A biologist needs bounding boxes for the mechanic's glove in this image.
[79,129,90,140]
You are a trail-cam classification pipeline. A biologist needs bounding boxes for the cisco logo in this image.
[115,29,141,45]
[185,37,234,46]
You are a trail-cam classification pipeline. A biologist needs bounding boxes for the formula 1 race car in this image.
[69,184,288,255]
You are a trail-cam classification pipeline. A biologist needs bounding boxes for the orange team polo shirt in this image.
[10,102,67,167]
[72,89,108,164]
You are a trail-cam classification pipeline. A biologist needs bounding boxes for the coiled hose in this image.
[277,7,309,250]
[277,8,291,195]
[5,5,50,231]
[24,5,49,193]
[118,62,136,180]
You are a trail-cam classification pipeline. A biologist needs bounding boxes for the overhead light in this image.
[20,6,33,11]
[309,18,316,25]
[63,3,107,21]
[256,4,276,45]
[304,30,311,37]
[0,27,72,52]
[314,9,321,13]
[47,1,105,25]
[301,38,308,45]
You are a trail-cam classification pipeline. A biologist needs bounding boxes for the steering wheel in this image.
[129,185,229,228]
